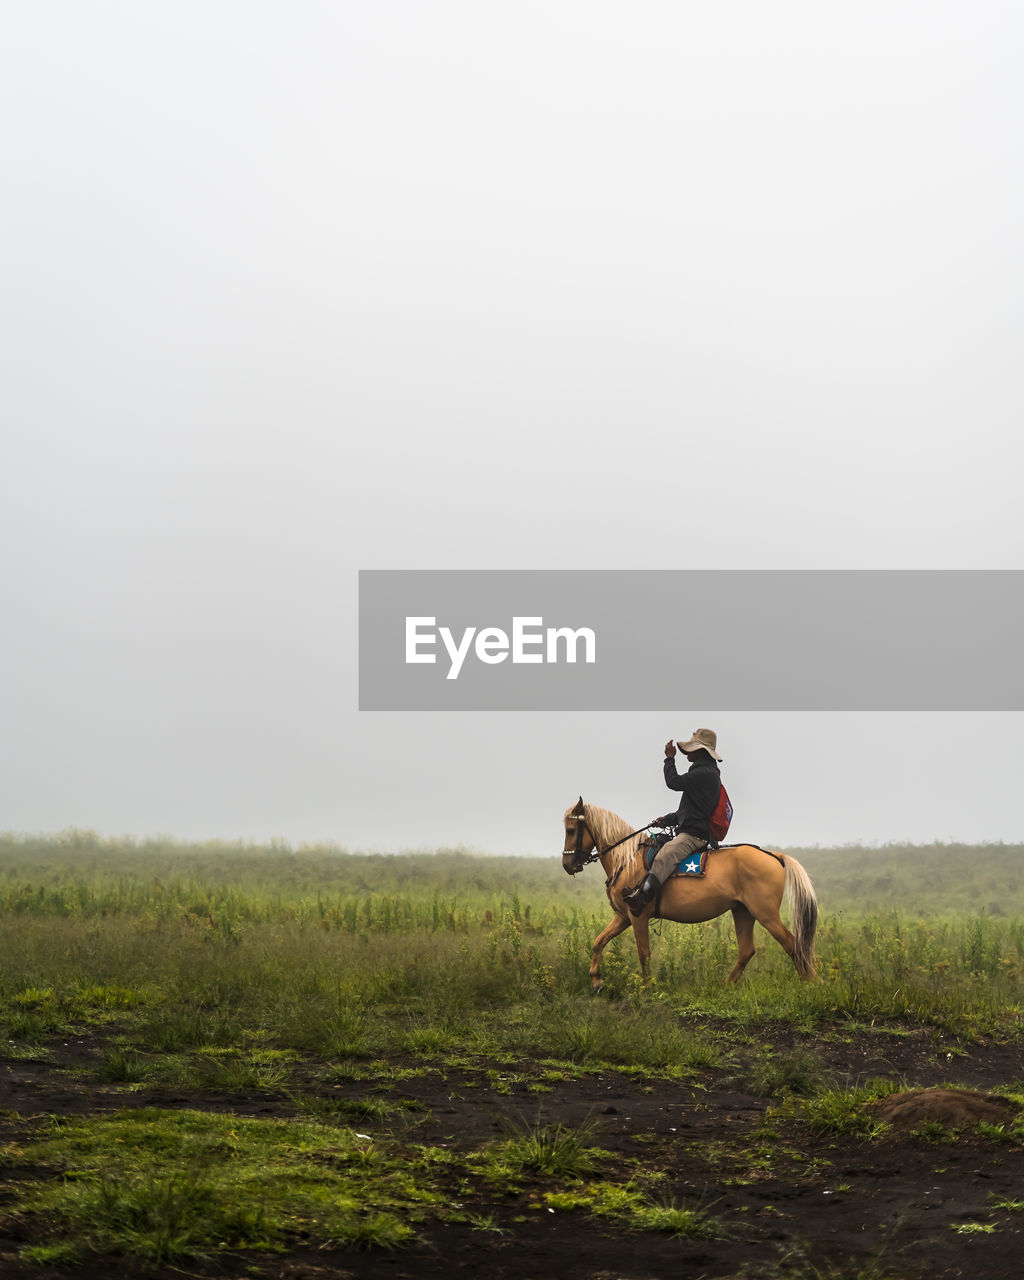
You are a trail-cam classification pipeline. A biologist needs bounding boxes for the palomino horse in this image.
[562,798,818,989]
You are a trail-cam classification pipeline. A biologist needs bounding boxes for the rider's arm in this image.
[664,755,691,792]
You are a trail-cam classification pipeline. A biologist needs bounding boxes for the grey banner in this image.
[358,570,1023,710]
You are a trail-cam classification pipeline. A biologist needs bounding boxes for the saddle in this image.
[641,832,711,878]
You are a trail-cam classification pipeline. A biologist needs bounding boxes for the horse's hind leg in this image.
[589,913,631,993]
[752,910,803,975]
[727,905,757,983]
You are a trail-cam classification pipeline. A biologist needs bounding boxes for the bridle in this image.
[564,813,601,874]
[564,807,655,875]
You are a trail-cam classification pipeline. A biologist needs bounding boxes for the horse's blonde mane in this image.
[565,801,644,876]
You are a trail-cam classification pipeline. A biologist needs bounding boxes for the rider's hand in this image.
[664,739,676,758]
[653,815,672,828]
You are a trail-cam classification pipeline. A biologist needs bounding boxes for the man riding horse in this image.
[623,728,723,917]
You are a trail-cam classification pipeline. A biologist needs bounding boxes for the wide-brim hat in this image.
[677,728,722,761]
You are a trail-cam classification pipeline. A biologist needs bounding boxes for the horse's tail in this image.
[782,854,818,979]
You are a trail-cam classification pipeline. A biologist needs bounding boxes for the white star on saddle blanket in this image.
[684,858,701,873]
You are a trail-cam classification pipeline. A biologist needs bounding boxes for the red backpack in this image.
[709,784,734,843]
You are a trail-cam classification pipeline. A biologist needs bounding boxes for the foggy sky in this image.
[3,3,1023,854]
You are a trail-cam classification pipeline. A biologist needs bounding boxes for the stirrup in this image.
[624,872,660,917]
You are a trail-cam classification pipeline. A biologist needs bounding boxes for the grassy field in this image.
[0,831,1022,1275]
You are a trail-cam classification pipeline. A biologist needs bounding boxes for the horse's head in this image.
[562,796,595,875]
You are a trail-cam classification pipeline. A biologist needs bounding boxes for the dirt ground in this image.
[1,1024,1023,1280]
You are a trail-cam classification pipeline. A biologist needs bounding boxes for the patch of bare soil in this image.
[871,1087,1017,1131]
[1,1025,1023,1279]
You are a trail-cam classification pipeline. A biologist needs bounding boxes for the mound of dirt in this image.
[870,1087,1017,1130]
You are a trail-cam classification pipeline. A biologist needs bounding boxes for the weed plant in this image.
[801,1080,899,1138]
[631,1196,727,1238]
[485,1116,605,1179]
[744,1050,827,1098]
[542,1182,728,1238]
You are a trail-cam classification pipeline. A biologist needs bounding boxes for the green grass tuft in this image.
[482,1116,606,1180]
[630,1197,727,1238]
[744,1049,827,1098]
[802,1080,897,1138]
[95,1047,151,1083]
[10,1109,427,1262]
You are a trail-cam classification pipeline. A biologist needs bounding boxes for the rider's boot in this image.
[623,872,661,917]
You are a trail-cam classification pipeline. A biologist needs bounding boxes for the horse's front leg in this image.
[589,912,632,992]
[630,913,652,984]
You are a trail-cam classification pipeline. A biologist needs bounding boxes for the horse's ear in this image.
[572,796,585,816]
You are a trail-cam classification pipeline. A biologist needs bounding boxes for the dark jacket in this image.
[662,756,722,839]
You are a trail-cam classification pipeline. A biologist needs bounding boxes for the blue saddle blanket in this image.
[643,837,709,878]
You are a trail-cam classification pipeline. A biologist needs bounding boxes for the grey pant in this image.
[649,831,707,883]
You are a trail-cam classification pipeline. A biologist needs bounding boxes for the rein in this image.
[605,823,655,853]
[569,815,656,869]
